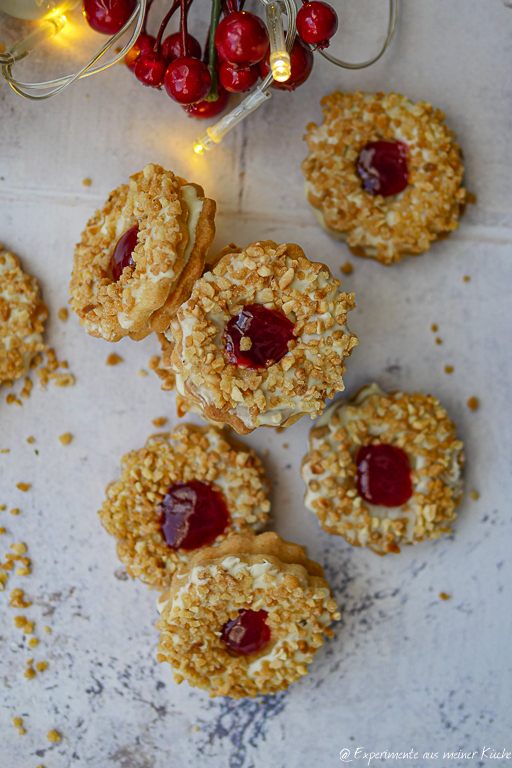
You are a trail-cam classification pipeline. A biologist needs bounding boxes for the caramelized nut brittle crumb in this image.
[463,275,471,282]
[46,730,61,742]
[470,490,480,500]
[435,337,442,345]
[58,433,72,446]
[10,508,20,515]
[0,449,9,453]
[467,397,479,411]
[10,588,32,608]
[16,567,31,576]
[82,178,92,187]
[340,262,353,275]
[0,527,5,535]
[16,484,31,492]
[444,365,454,374]
[35,661,48,672]
[22,621,34,634]
[152,417,167,428]
[431,324,438,332]
[439,592,451,600]
[27,436,35,444]
[14,615,27,627]
[24,667,36,679]
[106,353,123,366]
[28,637,39,648]
[44,625,51,634]
[12,717,23,728]
[11,542,27,555]
[148,356,160,371]
[138,369,148,376]
[58,308,68,321]
[20,378,32,399]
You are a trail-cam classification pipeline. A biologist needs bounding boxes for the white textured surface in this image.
[1,1,511,766]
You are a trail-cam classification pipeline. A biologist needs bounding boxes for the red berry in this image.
[184,86,230,119]
[259,38,313,91]
[296,1,338,49]
[159,480,229,550]
[221,610,271,656]
[134,51,167,87]
[110,226,138,282]
[162,32,202,62]
[215,11,269,66]
[125,33,155,71]
[355,444,413,507]
[164,57,212,105]
[357,141,409,197]
[218,61,259,93]
[224,304,295,369]
[82,0,136,35]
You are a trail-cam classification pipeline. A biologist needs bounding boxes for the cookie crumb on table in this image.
[14,615,27,627]
[340,262,353,275]
[44,625,51,634]
[431,323,438,332]
[152,417,167,428]
[58,433,72,446]
[10,588,32,608]
[27,436,35,444]
[82,178,92,187]
[46,730,61,743]
[16,483,31,492]
[463,275,471,282]
[444,365,454,374]
[467,396,479,411]
[138,369,148,376]
[24,666,36,679]
[470,490,480,500]
[106,353,123,366]
[28,637,39,648]
[58,308,68,322]
[10,508,20,515]
[435,337,442,345]
[35,661,48,672]
[439,592,451,600]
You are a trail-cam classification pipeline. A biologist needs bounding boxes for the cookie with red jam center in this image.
[303,91,467,265]
[98,424,270,588]
[301,383,465,554]
[161,240,358,434]
[156,533,340,698]
[70,163,216,342]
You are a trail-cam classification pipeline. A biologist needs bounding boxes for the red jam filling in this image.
[224,304,295,369]
[110,226,138,282]
[355,443,413,507]
[356,140,409,197]
[221,609,271,655]
[159,480,229,550]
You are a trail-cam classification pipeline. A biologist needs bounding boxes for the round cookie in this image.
[302,91,466,265]
[301,383,465,554]
[0,249,47,385]
[156,533,340,698]
[99,424,271,589]
[164,240,358,434]
[70,163,216,342]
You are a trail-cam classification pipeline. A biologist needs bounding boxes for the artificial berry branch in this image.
[205,0,222,101]
[180,0,190,57]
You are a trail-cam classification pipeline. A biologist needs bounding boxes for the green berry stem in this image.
[205,0,222,101]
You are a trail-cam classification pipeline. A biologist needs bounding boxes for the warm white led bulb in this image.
[265,1,291,83]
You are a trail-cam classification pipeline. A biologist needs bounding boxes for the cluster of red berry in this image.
[82,0,338,119]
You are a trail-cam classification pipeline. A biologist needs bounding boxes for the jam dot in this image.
[110,226,138,282]
[356,140,409,197]
[355,443,413,507]
[224,304,295,369]
[221,609,271,655]
[159,480,229,550]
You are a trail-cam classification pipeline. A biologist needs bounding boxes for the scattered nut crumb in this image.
[138,369,148,376]
[435,337,442,345]
[470,490,480,500]
[14,615,27,628]
[0,44,5,53]
[463,275,471,282]
[430,324,438,332]
[0,448,9,453]
[27,437,35,444]
[26,658,34,665]
[22,621,34,635]
[0,527,4,535]
[51,373,75,387]
[11,542,27,555]
[47,730,61,743]
[44,625,51,634]
[82,178,92,187]
[13,717,22,728]
[467,397,479,411]
[106,353,123,366]
[35,661,48,672]
[58,308,69,322]
[444,365,454,374]
[24,667,36,679]
[282,443,289,449]
[10,508,20,515]
[58,433,72,446]
[28,637,39,648]
[18,727,26,735]
[340,262,353,275]
[10,588,32,608]
[439,592,451,601]
[0,504,5,510]
[16,484,31,492]
[152,417,167,428]
[16,567,31,576]
[148,356,160,371]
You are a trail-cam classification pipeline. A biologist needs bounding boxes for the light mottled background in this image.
[1,1,511,766]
